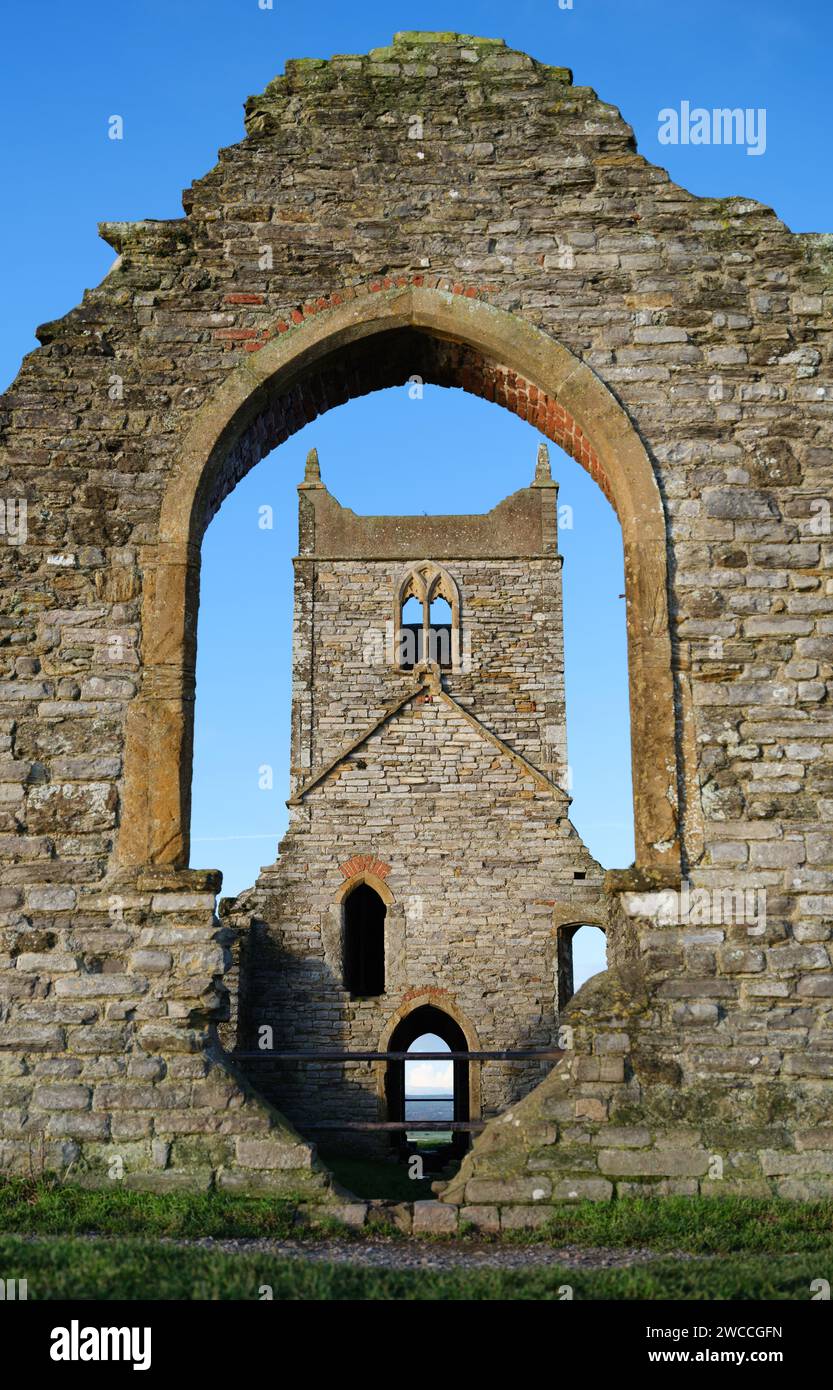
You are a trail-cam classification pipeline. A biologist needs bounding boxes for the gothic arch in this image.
[377,991,482,1126]
[379,990,482,1054]
[120,283,684,873]
[393,561,462,671]
[334,870,395,906]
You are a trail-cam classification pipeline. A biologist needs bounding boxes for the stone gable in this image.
[0,31,831,1207]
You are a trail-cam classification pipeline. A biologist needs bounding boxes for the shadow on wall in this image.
[216,891,567,1158]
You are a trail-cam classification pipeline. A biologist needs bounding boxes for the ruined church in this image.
[4,31,832,1215]
[229,442,604,1147]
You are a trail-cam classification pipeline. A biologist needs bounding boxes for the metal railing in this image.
[229,1047,564,1133]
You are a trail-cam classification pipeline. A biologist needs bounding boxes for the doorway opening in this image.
[405,1032,452,1144]
[386,1004,471,1164]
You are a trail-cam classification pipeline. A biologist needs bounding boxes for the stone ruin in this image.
[224,441,603,1157]
[1,32,832,1228]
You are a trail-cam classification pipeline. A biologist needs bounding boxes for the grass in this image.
[2,1180,833,1299]
[511,1194,833,1254]
[1,1234,830,1300]
[4,1179,832,1253]
[0,1178,299,1240]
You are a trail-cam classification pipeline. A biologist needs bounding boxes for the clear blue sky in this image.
[2,0,829,394]
[3,2,828,985]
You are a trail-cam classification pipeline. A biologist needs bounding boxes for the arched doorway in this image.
[385,1004,471,1160]
[119,284,687,879]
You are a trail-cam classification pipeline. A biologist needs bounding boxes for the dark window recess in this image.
[399,622,423,670]
[425,624,452,668]
[428,596,453,669]
[343,884,386,996]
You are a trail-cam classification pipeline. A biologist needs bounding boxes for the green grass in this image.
[3,1181,833,1300]
[529,1195,833,1255]
[2,1180,833,1254]
[1,1234,830,1300]
[0,1178,299,1240]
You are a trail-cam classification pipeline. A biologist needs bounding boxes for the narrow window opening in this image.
[427,595,453,669]
[556,923,607,1010]
[399,594,422,670]
[343,883,386,996]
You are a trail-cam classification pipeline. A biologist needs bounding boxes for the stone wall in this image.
[439,879,833,1213]
[225,456,604,1148]
[291,453,565,785]
[1,31,832,1202]
[229,701,603,1144]
[1,866,337,1197]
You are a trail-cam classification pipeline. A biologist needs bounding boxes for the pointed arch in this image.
[378,993,482,1148]
[335,869,395,906]
[120,283,685,873]
[393,561,461,671]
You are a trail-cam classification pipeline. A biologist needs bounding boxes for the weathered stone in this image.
[465,1177,552,1203]
[500,1205,553,1229]
[234,1138,315,1170]
[552,1178,614,1202]
[31,1085,91,1111]
[329,1203,368,1230]
[412,1200,458,1235]
[0,30,830,1207]
[460,1204,500,1233]
[597,1148,710,1178]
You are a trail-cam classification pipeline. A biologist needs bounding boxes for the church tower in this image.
[233,445,605,1151]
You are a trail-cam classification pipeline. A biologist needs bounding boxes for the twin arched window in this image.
[395,565,460,671]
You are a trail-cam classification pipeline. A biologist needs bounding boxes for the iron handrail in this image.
[305,1120,485,1132]
[229,1049,564,1062]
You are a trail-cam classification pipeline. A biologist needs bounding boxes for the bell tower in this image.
[235,442,604,1151]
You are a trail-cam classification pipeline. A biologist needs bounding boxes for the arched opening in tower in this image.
[189,337,633,1184]
[427,594,453,668]
[343,882,386,997]
[385,1005,471,1161]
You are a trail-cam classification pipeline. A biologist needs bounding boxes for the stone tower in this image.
[231,443,605,1150]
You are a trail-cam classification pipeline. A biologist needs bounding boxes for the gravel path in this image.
[167,1235,690,1270]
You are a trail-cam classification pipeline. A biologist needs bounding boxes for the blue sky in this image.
[2,0,829,396]
[3,1,828,988]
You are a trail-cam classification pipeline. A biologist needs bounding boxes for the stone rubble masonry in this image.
[0,31,832,1207]
[223,454,603,1147]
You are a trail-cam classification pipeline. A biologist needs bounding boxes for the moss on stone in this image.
[392,32,506,46]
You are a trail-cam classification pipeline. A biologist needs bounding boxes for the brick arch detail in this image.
[338,854,391,882]
[209,274,614,513]
[121,282,684,873]
[335,870,394,907]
